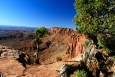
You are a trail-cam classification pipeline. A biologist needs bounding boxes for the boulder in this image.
[0,49,19,59]
[56,61,85,77]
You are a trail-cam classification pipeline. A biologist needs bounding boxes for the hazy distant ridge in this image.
[0,25,37,31]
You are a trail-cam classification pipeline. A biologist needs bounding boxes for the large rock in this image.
[56,61,83,77]
[82,40,115,77]
[50,27,88,58]
[0,49,19,59]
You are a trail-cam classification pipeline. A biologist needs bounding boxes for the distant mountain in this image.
[0,25,38,34]
[0,25,37,31]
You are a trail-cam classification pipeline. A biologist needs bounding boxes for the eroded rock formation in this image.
[0,45,32,68]
[50,27,87,58]
[31,27,88,64]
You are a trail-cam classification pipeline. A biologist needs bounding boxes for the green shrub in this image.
[97,37,115,53]
[25,64,31,69]
[56,56,62,61]
[110,56,115,60]
[34,27,48,38]
[72,69,87,77]
[97,37,107,49]
[83,40,89,48]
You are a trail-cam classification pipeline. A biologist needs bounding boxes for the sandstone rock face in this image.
[50,27,75,35]
[0,48,19,59]
[50,27,88,58]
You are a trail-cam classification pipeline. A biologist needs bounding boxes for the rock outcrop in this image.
[50,27,88,58]
[50,27,75,35]
[0,48,19,59]
[82,40,115,77]
[0,45,32,68]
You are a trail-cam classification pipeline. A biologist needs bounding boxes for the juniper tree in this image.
[74,0,115,51]
[34,27,48,51]
[34,27,48,38]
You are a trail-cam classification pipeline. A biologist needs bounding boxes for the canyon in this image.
[0,27,88,77]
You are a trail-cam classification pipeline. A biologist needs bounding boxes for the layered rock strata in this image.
[50,27,88,58]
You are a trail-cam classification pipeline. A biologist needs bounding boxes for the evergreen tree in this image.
[74,0,115,51]
[34,27,48,52]
[34,27,48,38]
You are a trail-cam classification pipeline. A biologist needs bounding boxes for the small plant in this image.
[25,64,31,69]
[56,56,62,61]
[83,40,89,48]
[72,69,87,77]
[97,37,110,52]
[110,56,115,60]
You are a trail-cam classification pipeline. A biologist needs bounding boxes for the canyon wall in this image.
[50,27,88,58]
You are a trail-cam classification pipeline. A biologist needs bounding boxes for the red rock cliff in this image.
[50,27,88,58]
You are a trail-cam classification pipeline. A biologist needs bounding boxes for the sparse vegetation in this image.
[110,56,115,60]
[34,27,48,51]
[34,27,48,38]
[83,40,89,48]
[56,56,62,61]
[25,64,31,69]
[72,69,87,77]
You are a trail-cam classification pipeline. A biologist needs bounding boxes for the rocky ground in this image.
[0,44,82,77]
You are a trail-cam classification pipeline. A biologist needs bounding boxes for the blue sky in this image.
[0,0,76,28]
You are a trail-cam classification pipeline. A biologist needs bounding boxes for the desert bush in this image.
[97,37,108,50]
[56,56,62,61]
[72,69,87,77]
[34,27,48,38]
[74,0,115,54]
[83,40,89,48]
[25,64,31,69]
[97,37,115,53]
